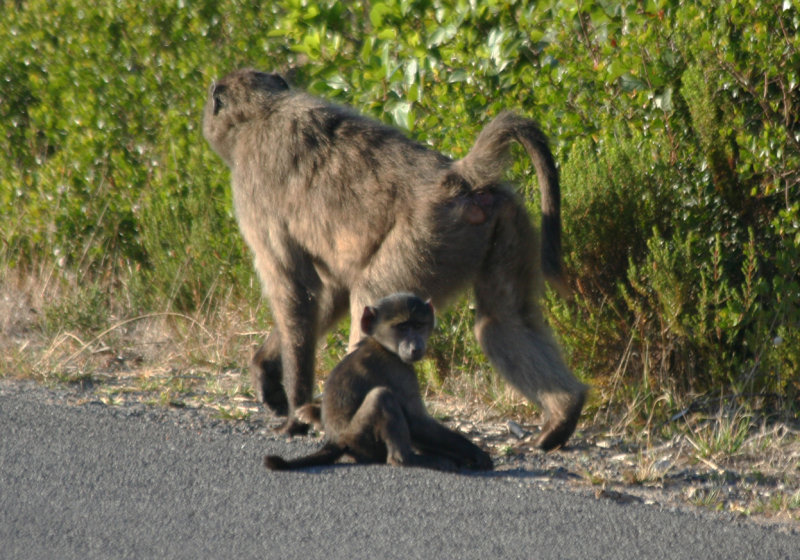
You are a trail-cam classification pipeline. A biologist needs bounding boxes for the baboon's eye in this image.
[394,320,423,332]
[213,94,224,115]
[212,85,227,115]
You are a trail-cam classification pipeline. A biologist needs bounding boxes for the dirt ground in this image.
[437,399,800,529]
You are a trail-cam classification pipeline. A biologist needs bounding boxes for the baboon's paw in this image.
[295,403,322,429]
[278,417,311,436]
[249,368,289,416]
[536,391,586,452]
[471,450,494,471]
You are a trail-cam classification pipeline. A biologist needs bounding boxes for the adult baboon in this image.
[264,293,492,471]
[203,68,587,450]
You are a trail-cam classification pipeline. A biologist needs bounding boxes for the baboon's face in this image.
[391,315,433,363]
[362,295,434,364]
[202,69,289,165]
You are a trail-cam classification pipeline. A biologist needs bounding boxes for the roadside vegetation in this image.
[1,1,797,521]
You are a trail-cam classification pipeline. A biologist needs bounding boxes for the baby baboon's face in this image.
[361,294,434,364]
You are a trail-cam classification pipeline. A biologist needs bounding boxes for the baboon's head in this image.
[202,68,289,165]
[361,293,434,364]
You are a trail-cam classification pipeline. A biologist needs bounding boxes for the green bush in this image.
[1,0,797,414]
[546,1,800,406]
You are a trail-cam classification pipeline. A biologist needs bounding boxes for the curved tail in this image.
[264,442,346,471]
[452,112,563,286]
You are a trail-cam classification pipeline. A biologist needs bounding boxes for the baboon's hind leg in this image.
[475,315,586,450]
[473,199,587,451]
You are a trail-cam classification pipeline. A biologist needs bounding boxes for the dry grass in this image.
[2,268,264,417]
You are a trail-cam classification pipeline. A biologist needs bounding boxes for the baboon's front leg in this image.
[250,330,288,416]
[258,277,320,435]
[268,282,349,433]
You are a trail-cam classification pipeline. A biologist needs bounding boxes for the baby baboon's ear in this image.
[360,306,378,336]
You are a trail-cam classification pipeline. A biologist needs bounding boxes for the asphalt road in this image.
[1,381,797,560]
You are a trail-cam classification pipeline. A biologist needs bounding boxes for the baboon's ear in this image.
[424,299,436,328]
[360,306,378,335]
[254,72,289,92]
[267,73,289,91]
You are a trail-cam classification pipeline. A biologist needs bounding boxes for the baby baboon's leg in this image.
[341,388,454,469]
[474,198,587,451]
[409,416,493,470]
[340,387,414,465]
[294,402,322,430]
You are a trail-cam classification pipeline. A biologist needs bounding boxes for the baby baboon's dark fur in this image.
[203,68,587,450]
[264,294,493,471]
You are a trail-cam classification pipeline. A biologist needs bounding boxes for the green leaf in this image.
[370,2,393,29]
[389,100,412,129]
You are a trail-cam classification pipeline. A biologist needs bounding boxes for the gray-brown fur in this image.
[203,68,587,450]
[264,294,493,471]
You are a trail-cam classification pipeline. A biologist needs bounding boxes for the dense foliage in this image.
[2,0,797,412]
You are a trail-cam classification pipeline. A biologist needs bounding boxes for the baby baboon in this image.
[203,68,587,450]
[264,294,493,471]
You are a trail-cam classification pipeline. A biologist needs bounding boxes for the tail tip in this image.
[264,455,289,470]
